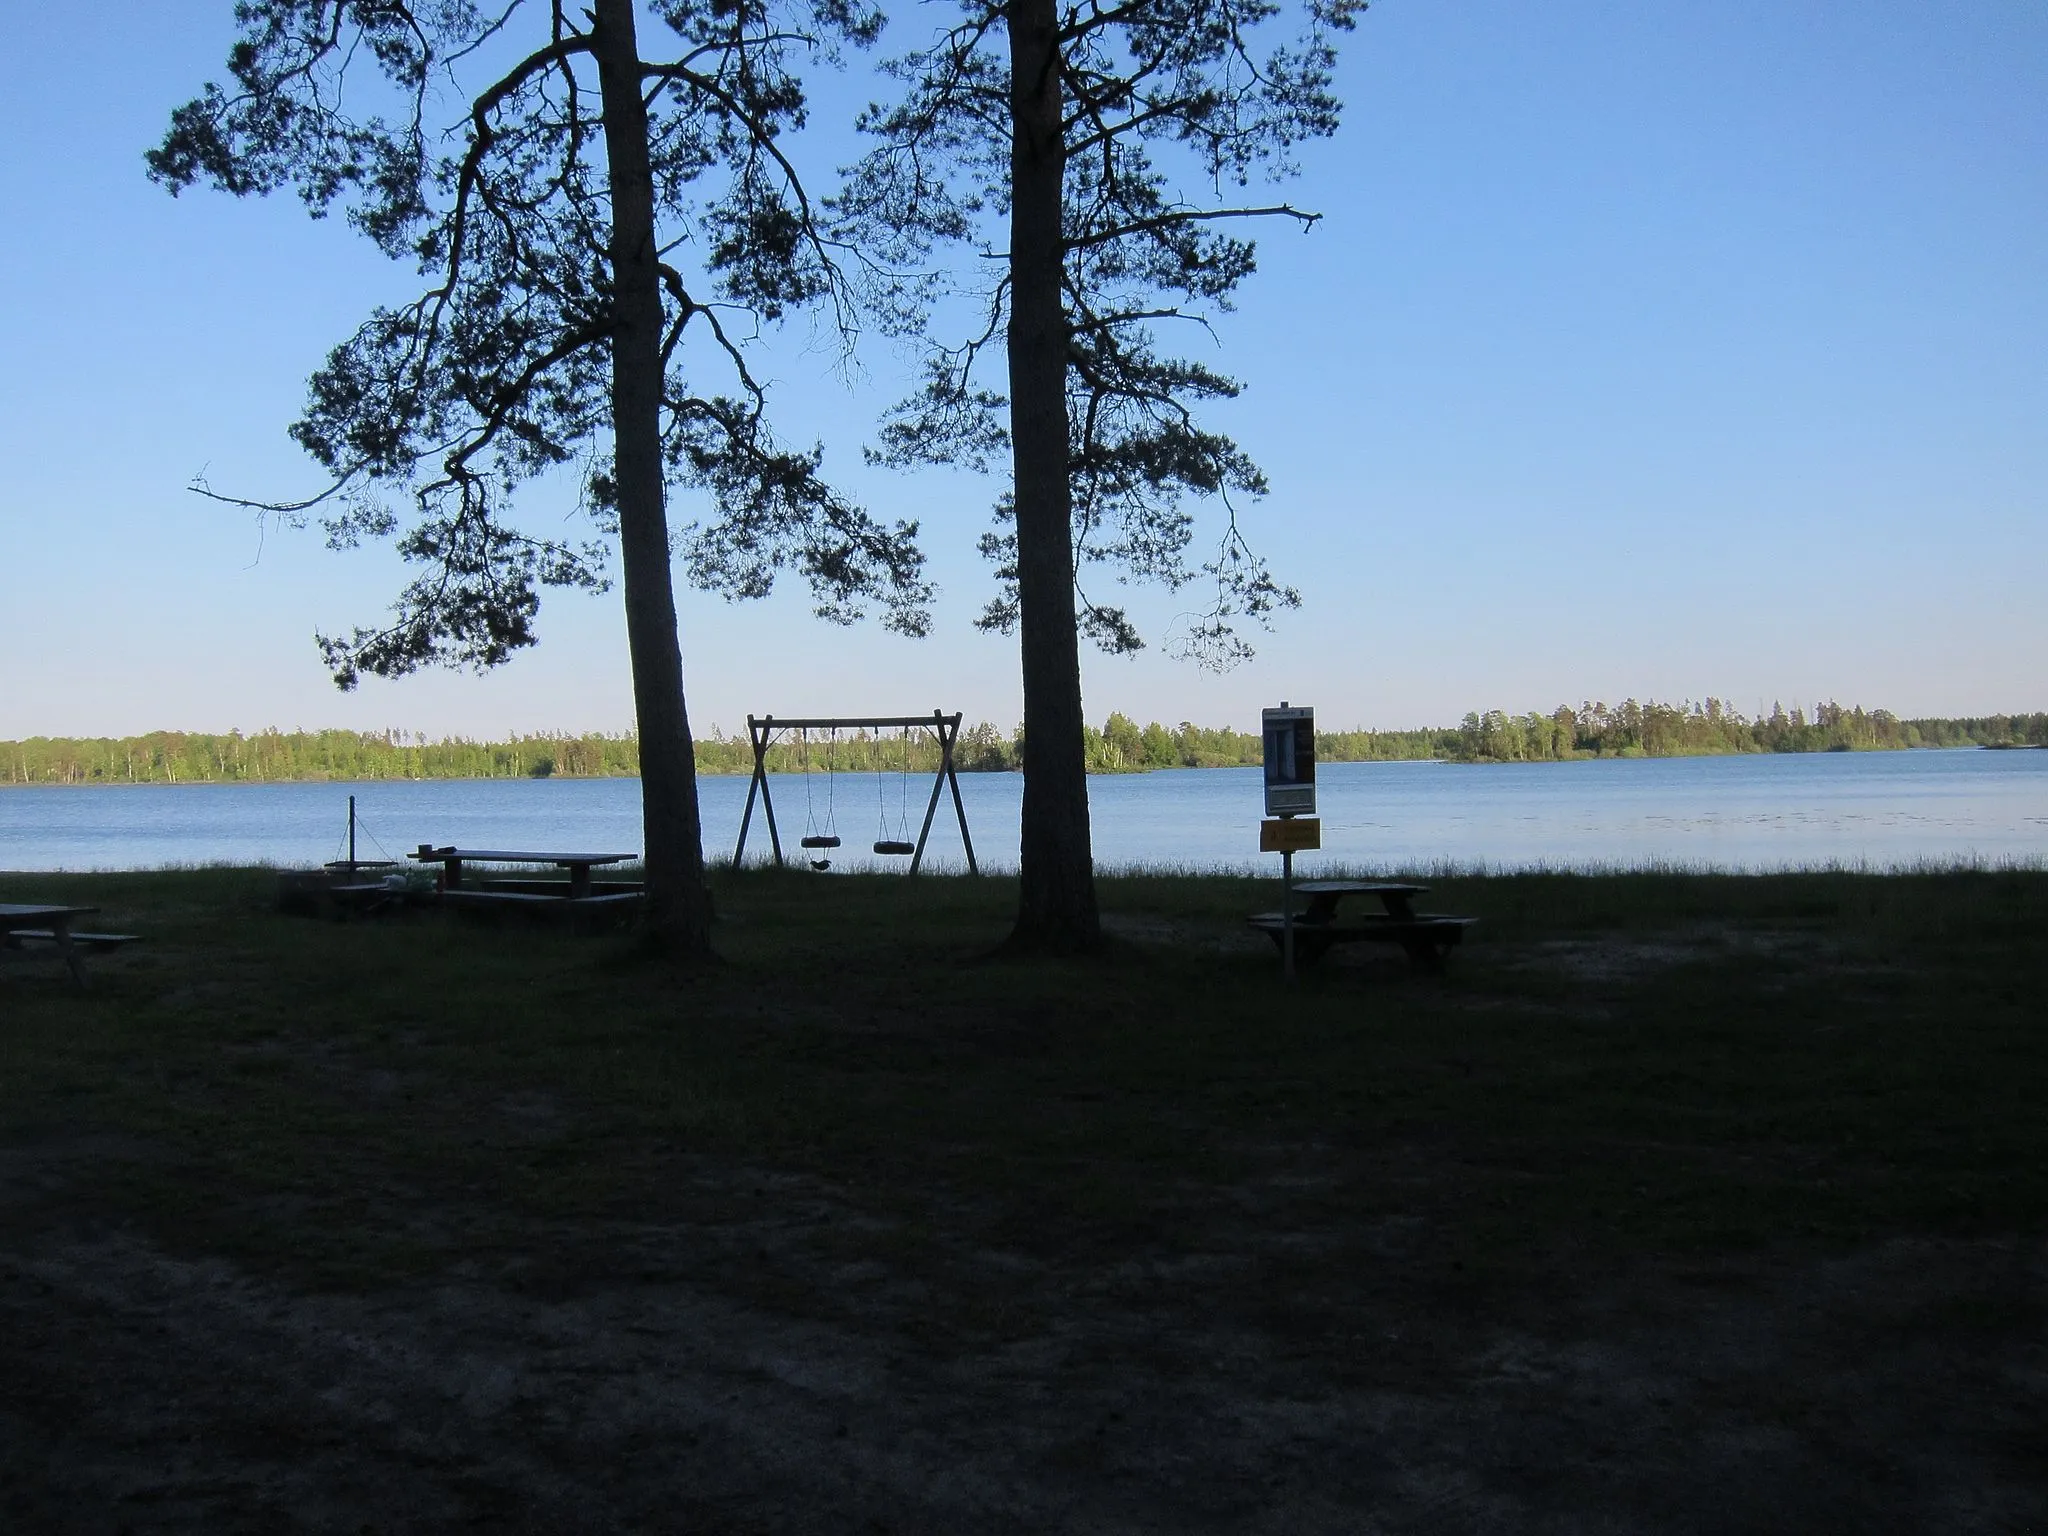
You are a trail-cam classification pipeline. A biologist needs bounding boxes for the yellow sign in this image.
[1259,817,1322,853]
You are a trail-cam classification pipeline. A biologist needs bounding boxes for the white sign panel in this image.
[1262,704,1316,816]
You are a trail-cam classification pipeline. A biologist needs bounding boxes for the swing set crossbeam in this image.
[745,714,960,733]
[733,711,979,876]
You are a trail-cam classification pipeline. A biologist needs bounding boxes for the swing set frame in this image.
[733,711,980,875]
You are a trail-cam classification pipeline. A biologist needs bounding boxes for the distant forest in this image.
[5,700,2043,786]
[1444,699,2047,763]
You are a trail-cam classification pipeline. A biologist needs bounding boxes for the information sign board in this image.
[1262,703,1316,816]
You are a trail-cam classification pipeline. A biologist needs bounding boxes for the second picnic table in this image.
[0,903,135,987]
[409,846,637,900]
[1247,881,1477,970]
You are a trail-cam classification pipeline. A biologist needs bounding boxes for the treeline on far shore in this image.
[3,701,2042,786]
[1449,700,2048,763]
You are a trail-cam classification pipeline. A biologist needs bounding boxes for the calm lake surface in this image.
[4,749,2045,875]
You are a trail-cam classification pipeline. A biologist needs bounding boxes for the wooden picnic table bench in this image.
[1247,881,1476,971]
[437,888,643,930]
[0,904,140,988]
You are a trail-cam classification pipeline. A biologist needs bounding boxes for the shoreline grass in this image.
[5,862,2042,1252]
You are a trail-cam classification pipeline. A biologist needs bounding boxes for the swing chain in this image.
[800,727,817,838]
[825,727,838,835]
[898,725,914,842]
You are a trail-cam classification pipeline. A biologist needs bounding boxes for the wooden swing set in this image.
[733,711,979,875]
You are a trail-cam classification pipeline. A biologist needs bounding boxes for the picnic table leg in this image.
[52,918,88,989]
[568,864,592,899]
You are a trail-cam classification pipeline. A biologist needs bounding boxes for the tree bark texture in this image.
[1005,0,1101,951]
[593,0,714,954]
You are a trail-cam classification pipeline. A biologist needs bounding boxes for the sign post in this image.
[1261,704,1319,983]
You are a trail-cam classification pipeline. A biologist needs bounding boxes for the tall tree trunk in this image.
[593,0,713,955]
[1005,0,1100,951]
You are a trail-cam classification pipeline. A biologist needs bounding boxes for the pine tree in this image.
[151,0,932,954]
[839,0,1363,947]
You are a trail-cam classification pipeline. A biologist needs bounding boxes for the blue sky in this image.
[2,1,2042,740]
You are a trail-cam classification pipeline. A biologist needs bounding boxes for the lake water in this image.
[4,749,2045,875]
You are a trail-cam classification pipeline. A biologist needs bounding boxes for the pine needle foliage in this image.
[837,0,1362,665]
[149,0,932,688]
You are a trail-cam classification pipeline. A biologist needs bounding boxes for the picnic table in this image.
[408,846,637,900]
[406,847,644,931]
[0,904,137,988]
[1247,881,1477,971]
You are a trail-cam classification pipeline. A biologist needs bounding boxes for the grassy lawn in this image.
[2,865,2043,1531]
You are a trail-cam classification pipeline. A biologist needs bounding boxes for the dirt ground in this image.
[2,890,2044,1532]
[4,1128,2043,1529]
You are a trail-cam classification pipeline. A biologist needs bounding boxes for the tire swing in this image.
[798,727,841,870]
[873,725,917,857]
